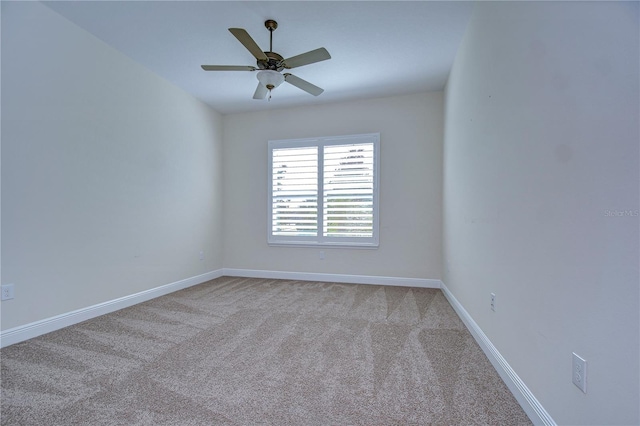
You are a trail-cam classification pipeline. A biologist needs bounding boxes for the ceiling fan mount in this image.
[201,19,331,99]
[264,19,278,32]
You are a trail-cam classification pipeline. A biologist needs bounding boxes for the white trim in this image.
[0,269,224,348]
[440,282,556,426]
[222,268,439,288]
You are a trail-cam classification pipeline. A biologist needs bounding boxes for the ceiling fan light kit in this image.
[257,70,284,88]
[257,70,284,100]
[201,20,331,100]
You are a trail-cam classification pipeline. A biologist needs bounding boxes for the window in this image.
[268,133,380,247]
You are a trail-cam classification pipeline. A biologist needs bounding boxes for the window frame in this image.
[267,133,380,248]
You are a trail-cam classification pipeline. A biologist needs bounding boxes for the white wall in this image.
[223,92,443,280]
[443,2,639,425]
[1,2,224,330]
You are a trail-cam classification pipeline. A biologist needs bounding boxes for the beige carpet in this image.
[1,277,531,425]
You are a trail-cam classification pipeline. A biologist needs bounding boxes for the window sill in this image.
[268,241,379,249]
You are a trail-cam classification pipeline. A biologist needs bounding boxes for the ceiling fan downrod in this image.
[265,19,277,52]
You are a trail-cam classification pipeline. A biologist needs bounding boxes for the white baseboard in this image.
[0,269,223,348]
[440,282,556,426]
[222,268,441,288]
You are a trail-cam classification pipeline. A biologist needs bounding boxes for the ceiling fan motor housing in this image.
[258,51,285,71]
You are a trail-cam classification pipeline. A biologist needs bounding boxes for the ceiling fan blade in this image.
[201,65,256,71]
[228,28,268,61]
[284,73,324,96]
[253,83,268,100]
[283,48,331,69]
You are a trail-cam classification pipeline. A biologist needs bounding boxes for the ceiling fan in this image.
[201,20,331,100]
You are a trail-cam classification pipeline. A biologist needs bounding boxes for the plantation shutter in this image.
[271,146,318,237]
[323,143,374,238]
[268,133,379,247]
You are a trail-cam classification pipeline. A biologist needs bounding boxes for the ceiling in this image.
[44,1,475,115]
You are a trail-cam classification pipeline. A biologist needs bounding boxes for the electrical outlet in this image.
[572,352,587,393]
[490,293,496,312]
[1,284,15,301]
[199,251,204,261]
[319,250,325,260]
